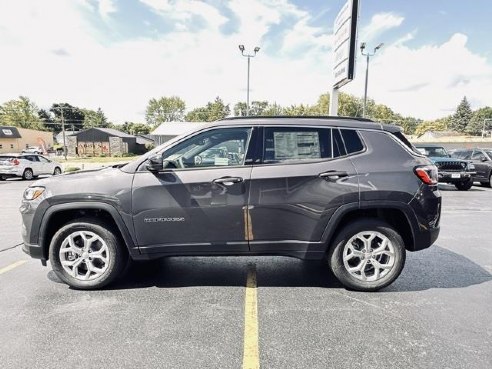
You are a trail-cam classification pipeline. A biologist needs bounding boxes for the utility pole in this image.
[238,45,260,116]
[60,107,67,160]
[360,42,384,117]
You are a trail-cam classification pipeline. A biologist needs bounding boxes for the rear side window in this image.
[263,127,331,162]
[340,129,364,154]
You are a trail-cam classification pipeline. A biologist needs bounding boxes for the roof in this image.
[136,135,154,145]
[151,122,209,136]
[0,126,21,139]
[219,116,400,132]
[73,127,135,138]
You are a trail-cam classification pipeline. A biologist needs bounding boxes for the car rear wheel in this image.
[49,219,127,289]
[53,167,62,175]
[455,178,473,191]
[23,168,34,180]
[328,219,406,292]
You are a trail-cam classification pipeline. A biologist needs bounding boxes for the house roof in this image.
[136,135,154,145]
[151,122,209,136]
[73,127,135,138]
[0,126,22,139]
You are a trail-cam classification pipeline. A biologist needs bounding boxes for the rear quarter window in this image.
[340,129,364,154]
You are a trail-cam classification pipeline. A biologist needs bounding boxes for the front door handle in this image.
[319,171,348,181]
[212,176,243,185]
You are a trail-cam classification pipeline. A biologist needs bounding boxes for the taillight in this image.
[10,158,20,166]
[414,165,438,185]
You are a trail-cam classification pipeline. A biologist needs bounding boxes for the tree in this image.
[0,96,44,130]
[38,109,59,132]
[50,103,85,132]
[185,97,230,122]
[450,97,472,133]
[121,122,151,135]
[234,101,287,116]
[145,96,186,126]
[414,117,449,137]
[466,107,492,136]
[83,108,109,129]
[338,93,363,117]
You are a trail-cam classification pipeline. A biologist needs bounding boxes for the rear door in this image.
[248,125,359,254]
[22,155,42,175]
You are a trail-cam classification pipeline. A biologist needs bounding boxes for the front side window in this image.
[472,150,485,160]
[38,156,50,163]
[161,127,252,169]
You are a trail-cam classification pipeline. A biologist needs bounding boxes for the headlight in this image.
[23,186,45,201]
[468,163,475,170]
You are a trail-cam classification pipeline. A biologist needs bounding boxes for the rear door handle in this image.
[319,171,348,181]
[212,176,243,185]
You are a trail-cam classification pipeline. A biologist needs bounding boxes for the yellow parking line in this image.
[243,264,260,369]
[0,260,27,275]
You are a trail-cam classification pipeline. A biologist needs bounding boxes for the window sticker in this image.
[273,131,321,160]
[214,157,229,166]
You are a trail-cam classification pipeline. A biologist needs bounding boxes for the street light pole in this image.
[360,42,384,118]
[239,45,260,116]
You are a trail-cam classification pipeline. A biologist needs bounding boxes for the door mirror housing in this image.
[481,156,487,162]
[146,154,163,172]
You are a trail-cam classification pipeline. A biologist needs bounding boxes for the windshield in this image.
[417,147,449,157]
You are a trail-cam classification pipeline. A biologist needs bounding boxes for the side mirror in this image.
[146,154,163,172]
[481,156,487,162]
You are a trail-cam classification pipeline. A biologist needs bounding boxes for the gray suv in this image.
[20,117,441,291]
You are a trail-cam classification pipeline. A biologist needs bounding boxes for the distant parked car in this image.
[22,146,43,154]
[415,145,475,190]
[450,148,492,187]
[0,154,62,180]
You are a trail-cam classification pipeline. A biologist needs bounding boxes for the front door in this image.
[248,126,360,254]
[132,126,255,254]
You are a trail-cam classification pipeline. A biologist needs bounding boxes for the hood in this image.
[428,156,467,164]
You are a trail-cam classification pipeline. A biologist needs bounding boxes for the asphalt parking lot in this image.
[0,178,491,369]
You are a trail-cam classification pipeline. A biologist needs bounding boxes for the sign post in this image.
[330,0,359,115]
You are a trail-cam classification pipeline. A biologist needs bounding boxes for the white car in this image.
[0,153,62,180]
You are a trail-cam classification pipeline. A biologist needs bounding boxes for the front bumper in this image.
[22,242,45,260]
[438,171,475,183]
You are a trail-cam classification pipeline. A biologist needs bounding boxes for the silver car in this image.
[0,153,62,180]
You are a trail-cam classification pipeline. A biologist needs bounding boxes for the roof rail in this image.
[221,115,374,123]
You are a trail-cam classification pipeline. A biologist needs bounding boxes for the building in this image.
[150,122,209,145]
[69,127,153,156]
[0,126,54,154]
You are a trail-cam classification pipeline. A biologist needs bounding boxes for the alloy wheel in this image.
[342,231,396,282]
[59,231,109,281]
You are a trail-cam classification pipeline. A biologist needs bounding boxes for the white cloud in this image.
[343,33,492,119]
[98,0,117,19]
[360,12,404,44]
[0,1,490,124]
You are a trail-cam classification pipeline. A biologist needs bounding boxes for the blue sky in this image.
[0,0,491,123]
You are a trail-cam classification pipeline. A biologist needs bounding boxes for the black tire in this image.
[53,167,62,175]
[49,218,128,289]
[481,173,492,188]
[23,168,34,180]
[0,175,5,181]
[455,178,473,191]
[328,219,406,292]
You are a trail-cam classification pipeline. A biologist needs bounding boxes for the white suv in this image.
[0,154,62,180]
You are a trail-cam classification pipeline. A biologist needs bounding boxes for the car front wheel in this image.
[328,219,406,292]
[49,219,127,289]
[53,167,62,175]
[455,178,473,191]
